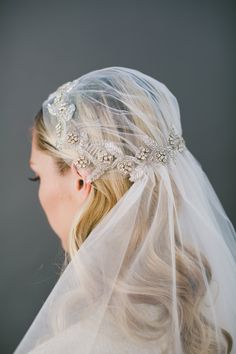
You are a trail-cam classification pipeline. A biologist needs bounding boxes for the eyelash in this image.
[28,176,40,182]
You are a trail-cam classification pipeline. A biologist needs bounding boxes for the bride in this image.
[14,66,236,353]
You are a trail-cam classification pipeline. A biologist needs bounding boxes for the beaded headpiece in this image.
[17,66,236,354]
[44,80,186,183]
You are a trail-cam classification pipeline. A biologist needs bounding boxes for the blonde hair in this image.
[31,80,233,353]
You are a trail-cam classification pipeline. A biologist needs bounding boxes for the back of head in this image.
[25,66,235,354]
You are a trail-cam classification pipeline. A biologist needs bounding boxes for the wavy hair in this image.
[31,79,232,353]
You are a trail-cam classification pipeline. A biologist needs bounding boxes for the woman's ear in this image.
[71,162,92,193]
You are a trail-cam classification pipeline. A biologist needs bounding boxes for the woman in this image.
[14,66,236,353]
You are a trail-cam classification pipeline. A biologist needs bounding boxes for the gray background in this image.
[0,0,235,353]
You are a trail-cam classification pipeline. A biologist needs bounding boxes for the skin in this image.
[29,130,92,252]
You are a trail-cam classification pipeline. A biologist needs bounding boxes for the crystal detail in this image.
[72,125,185,183]
[154,149,169,164]
[168,130,186,152]
[46,81,186,183]
[67,132,79,144]
[117,159,135,176]
[135,146,151,160]
[74,155,90,169]
[46,81,77,139]
[55,122,62,137]
[96,150,114,164]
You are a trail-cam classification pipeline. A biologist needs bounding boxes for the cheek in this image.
[37,179,74,240]
[38,181,60,221]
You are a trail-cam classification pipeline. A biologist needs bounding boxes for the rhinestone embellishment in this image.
[74,155,90,169]
[67,132,79,144]
[46,82,186,183]
[96,150,114,164]
[55,122,62,137]
[48,94,75,125]
[168,130,185,152]
[135,146,151,160]
[117,160,135,176]
[46,81,77,140]
[155,150,169,164]
[69,125,186,183]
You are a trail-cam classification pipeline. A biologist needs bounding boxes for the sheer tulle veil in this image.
[14,67,236,354]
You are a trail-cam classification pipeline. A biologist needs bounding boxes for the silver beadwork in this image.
[117,159,135,176]
[96,150,114,164]
[46,83,186,183]
[55,122,62,137]
[47,81,77,139]
[135,146,151,160]
[74,155,90,169]
[154,149,169,164]
[67,132,79,144]
[168,130,185,152]
[81,126,186,183]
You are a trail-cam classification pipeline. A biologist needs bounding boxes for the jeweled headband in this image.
[43,80,186,183]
